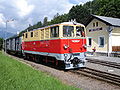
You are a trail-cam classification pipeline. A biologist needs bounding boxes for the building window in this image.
[96,22,98,27]
[50,26,59,38]
[88,38,92,46]
[99,36,105,47]
[93,23,95,27]
[31,32,33,37]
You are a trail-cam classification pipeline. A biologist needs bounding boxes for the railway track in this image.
[71,67,120,86]
[7,53,120,86]
[86,58,120,69]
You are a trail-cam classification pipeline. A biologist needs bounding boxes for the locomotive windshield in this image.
[63,25,85,37]
[63,26,74,37]
[76,26,85,37]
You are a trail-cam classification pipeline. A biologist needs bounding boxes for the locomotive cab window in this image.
[63,26,74,37]
[76,26,85,37]
[50,26,59,38]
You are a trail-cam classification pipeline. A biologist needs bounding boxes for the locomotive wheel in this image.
[34,55,39,63]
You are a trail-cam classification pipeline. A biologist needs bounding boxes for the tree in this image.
[37,21,42,28]
[68,5,90,24]
[99,0,120,18]
[83,0,120,18]
[43,17,48,26]
[0,38,3,50]
[49,14,69,25]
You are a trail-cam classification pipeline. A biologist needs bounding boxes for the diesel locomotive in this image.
[4,21,87,69]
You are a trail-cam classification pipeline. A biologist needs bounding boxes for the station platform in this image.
[86,55,120,63]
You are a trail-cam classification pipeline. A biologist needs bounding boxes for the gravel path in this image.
[7,54,120,90]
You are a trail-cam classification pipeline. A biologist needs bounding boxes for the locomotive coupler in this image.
[70,57,80,67]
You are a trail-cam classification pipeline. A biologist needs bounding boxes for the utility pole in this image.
[5,19,15,53]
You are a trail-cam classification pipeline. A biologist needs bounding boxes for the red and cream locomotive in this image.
[5,21,87,69]
[22,22,87,69]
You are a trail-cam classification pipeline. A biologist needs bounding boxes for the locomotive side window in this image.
[34,32,38,37]
[76,26,85,37]
[63,26,74,37]
[50,26,59,38]
[25,33,28,38]
[31,32,33,37]
[22,34,24,39]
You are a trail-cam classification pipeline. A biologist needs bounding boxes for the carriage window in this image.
[50,26,59,38]
[63,26,74,37]
[76,26,85,37]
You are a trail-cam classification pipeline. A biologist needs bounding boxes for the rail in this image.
[86,58,120,69]
[70,67,120,86]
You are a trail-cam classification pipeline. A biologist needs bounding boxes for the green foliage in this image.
[83,0,120,18]
[49,13,69,25]
[19,21,43,36]
[43,17,48,26]
[0,38,3,50]
[98,0,120,18]
[68,5,90,24]
[0,52,79,90]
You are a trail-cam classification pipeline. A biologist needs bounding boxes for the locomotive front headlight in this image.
[83,44,87,48]
[63,44,69,50]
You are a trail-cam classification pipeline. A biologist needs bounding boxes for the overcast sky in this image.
[0,0,92,34]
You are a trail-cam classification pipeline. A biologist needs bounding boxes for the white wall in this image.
[112,27,120,46]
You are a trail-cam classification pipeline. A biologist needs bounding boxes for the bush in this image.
[0,38,3,50]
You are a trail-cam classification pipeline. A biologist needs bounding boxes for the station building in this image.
[86,15,120,56]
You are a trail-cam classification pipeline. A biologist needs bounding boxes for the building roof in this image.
[86,15,120,27]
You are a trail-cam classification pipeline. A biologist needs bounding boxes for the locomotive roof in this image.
[60,22,84,26]
[30,22,85,32]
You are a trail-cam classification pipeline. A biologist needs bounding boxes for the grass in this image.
[0,52,79,90]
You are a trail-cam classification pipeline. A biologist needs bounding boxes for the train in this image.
[4,21,87,69]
